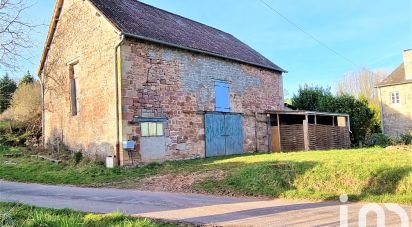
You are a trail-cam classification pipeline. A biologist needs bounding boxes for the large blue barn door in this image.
[225,114,244,155]
[205,113,244,157]
[205,113,226,157]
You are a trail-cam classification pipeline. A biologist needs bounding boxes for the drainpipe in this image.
[255,112,258,153]
[267,114,271,153]
[115,34,125,166]
[40,72,45,147]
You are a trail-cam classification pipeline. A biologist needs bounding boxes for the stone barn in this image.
[38,0,286,166]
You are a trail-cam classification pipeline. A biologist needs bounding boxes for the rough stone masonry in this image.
[119,40,284,165]
[40,0,284,165]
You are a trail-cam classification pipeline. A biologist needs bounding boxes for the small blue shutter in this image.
[215,81,230,112]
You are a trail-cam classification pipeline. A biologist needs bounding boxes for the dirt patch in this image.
[134,170,226,193]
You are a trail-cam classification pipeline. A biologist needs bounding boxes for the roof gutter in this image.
[375,80,412,88]
[266,110,350,117]
[122,32,287,73]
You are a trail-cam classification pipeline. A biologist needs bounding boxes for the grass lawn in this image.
[0,145,411,204]
[0,202,182,226]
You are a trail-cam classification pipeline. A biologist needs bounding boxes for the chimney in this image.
[403,49,412,80]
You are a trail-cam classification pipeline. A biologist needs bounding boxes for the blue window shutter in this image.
[215,81,230,112]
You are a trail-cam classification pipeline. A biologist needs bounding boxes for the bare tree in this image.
[0,0,33,70]
[337,68,388,125]
[337,68,388,106]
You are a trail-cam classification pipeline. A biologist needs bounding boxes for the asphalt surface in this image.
[0,180,410,226]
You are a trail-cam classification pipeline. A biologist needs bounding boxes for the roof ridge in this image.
[378,63,406,87]
[133,1,270,61]
[131,0,285,72]
[40,0,286,73]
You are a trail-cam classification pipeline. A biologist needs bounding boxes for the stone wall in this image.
[379,83,412,138]
[41,1,284,164]
[42,0,120,160]
[120,39,283,164]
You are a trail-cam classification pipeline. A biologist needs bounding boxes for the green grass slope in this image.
[1,145,411,204]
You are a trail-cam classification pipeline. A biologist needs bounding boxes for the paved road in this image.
[0,181,410,226]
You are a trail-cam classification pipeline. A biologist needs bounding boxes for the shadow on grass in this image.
[362,166,412,195]
[195,160,318,198]
[154,153,273,173]
[323,166,412,203]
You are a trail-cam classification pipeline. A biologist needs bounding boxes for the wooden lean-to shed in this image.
[267,111,351,152]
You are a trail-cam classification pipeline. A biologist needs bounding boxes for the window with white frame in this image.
[390,91,400,104]
[141,122,164,137]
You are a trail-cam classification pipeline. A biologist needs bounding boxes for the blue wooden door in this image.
[225,114,244,155]
[205,113,244,157]
[205,113,226,157]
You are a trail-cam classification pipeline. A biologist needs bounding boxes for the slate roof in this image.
[89,0,285,72]
[378,64,412,87]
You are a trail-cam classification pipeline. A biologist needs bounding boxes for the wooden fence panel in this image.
[279,124,305,151]
[308,124,350,150]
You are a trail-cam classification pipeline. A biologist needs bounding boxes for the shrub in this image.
[399,133,412,145]
[0,82,41,146]
[74,151,83,165]
[0,122,31,146]
[292,85,333,111]
[292,85,380,145]
[2,82,41,123]
[367,133,393,148]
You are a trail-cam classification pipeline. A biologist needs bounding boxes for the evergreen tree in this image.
[20,71,35,85]
[0,74,17,113]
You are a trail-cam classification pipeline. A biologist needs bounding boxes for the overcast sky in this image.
[3,0,412,97]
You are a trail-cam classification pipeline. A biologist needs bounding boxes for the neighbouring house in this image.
[38,0,286,165]
[377,49,412,138]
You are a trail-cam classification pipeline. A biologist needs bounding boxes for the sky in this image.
[3,0,412,97]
